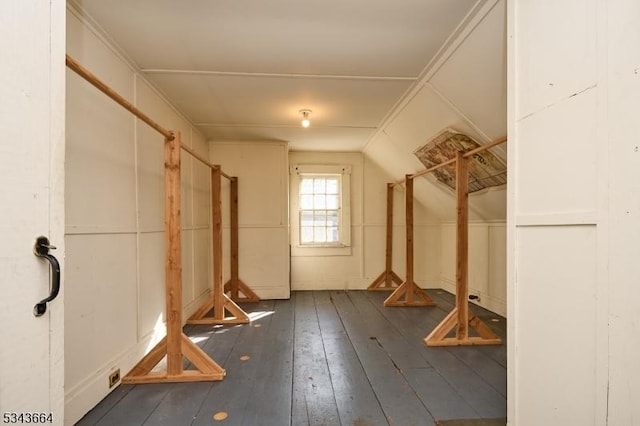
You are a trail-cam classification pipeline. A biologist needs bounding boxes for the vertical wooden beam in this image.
[229,177,239,300]
[222,176,259,303]
[405,175,414,303]
[212,167,224,321]
[383,178,436,307]
[384,182,394,282]
[165,131,183,376]
[367,183,403,291]
[455,152,469,340]
[189,174,253,323]
[423,152,500,347]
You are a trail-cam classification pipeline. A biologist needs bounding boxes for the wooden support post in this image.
[224,177,260,303]
[384,176,436,307]
[123,131,225,384]
[424,153,501,346]
[368,183,403,291]
[188,170,250,325]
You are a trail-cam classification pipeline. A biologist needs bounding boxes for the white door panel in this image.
[0,0,65,423]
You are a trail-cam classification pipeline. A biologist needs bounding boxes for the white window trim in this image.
[290,164,352,256]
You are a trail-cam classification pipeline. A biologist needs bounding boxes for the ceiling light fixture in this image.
[299,109,311,128]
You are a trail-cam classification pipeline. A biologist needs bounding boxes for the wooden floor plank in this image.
[291,291,341,426]
[76,290,506,425]
[94,383,173,426]
[330,291,437,426]
[313,291,389,426]
[241,298,295,426]
[191,301,277,426]
[74,385,134,425]
[365,291,506,419]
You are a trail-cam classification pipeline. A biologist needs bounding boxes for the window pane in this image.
[298,173,344,246]
[326,178,339,194]
[300,194,313,209]
[314,194,326,209]
[327,211,339,226]
[314,178,326,193]
[314,227,327,242]
[327,227,339,242]
[314,211,326,226]
[301,227,314,243]
[300,211,314,226]
[300,178,314,194]
[326,195,339,209]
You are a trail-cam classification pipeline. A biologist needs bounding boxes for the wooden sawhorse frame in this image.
[383,176,436,307]
[368,183,403,291]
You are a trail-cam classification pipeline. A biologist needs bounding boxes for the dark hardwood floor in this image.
[75,290,507,426]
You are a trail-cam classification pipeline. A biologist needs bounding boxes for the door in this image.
[0,1,65,423]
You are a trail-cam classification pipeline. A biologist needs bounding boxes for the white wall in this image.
[508,0,640,424]
[290,151,441,290]
[440,221,506,316]
[209,141,290,299]
[65,7,211,425]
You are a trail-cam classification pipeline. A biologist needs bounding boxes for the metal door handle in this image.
[33,236,61,317]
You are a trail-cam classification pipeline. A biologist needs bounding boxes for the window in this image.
[299,176,341,244]
[291,164,351,255]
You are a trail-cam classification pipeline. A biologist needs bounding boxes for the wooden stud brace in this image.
[224,177,260,303]
[383,176,436,307]
[368,183,403,291]
[424,153,501,347]
[123,131,225,384]
[188,169,250,325]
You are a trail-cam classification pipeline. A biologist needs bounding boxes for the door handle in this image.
[33,236,61,317]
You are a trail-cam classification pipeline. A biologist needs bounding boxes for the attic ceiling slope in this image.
[69,0,480,151]
[363,0,507,221]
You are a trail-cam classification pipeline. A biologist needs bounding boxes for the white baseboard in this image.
[439,277,506,317]
[65,290,213,426]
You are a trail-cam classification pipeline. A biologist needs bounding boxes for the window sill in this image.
[291,244,352,257]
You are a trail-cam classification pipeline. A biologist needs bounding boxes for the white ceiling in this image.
[71,0,483,151]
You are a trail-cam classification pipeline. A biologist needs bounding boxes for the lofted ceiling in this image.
[69,0,488,152]
[69,0,507,221]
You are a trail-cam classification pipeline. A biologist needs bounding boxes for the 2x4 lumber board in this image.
[124,132,226,385]
[456,152,470,340]
[65,55,173,140]
[368,183,402,291]
[405,175,414,300]
[230,177,239,299]
[67,55,234,178]
[383,281,436,307]
[224,279,260,302]
[385,182,395,274]
[383,176,436,307]
[424,155,501,347]
[225,177,259,302]
[212,167,225,321]
[187,295,250,325]
[367,270,403,291]
[165,132,183,375]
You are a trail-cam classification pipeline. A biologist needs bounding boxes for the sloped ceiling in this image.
[365,0,507,221]
[69,0,506,221]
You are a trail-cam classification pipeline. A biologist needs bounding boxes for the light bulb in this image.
[299,109,311,128]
